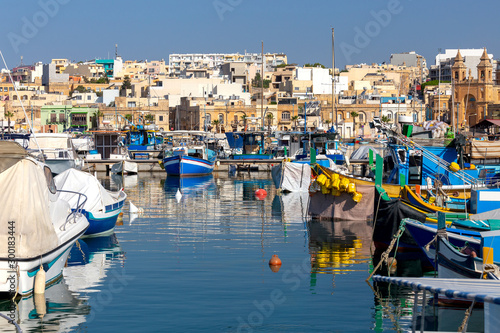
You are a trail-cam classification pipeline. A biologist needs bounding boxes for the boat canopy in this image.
[54,168,122,213]
[0,145,59,258]
[350,145,380,160]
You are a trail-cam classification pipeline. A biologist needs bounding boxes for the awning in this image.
[471,119,500,128]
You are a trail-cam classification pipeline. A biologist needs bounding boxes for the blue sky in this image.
[1,0,498,70]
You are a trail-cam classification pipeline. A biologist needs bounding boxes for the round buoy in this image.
[255,189,267,200]
[269,254,282,266]
[269,265,281,273]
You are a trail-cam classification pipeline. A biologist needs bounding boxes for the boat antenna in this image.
[0,50,42,153]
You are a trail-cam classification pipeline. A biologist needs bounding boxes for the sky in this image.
[1,0,499,70]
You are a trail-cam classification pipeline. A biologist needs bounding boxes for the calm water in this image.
[0,172,445,332]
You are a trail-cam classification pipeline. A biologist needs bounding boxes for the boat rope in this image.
[0,312,22,333]
[457,299,475,333]
[75,240,87,264]
[370,192,384,257]
[483,263,500,279]
[366,221,406,281]
[423,228,448,252]
[11,264,20,302]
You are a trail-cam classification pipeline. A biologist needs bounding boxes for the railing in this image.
[57,189,88,231]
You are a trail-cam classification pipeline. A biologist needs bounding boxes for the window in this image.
[159,115,164,121]
[205,114,211,125]
[281,111,290,120]
[234,115,238,123]
[128,102,136,107]
[359,113,364,122]
[76,95,82,100]
[50,114,57,122]
[218,113,224,124]
[346,113,350,119]
[294,87,299,91]
[455,72,458,80]
[59,114,65,122]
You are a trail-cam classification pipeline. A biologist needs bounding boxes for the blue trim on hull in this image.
[84,211,120,236]
[163,155,214,176]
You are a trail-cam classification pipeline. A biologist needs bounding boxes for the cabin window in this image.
[44,166,57,194]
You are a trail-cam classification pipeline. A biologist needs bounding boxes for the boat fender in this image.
[332,178,340,190]
[331,188,341,196]
[34,265,45,294]
[449,162,460,172]
[316,174,327,186]
[352,192,362,203]
[321,185,330,195]
[339,178,349,191]
[347,182,356,194]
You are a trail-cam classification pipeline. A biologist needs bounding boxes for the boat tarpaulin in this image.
[471,141,500,159]
[54,168,122,213]
[308,184,375,220]
[272,162,311,192]
[0,158,59,258]
[372,194,426,248]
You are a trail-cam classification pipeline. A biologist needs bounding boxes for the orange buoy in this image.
[255,189,267,200]
[269,254,282,266]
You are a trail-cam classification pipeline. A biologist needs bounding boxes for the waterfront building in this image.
[430,48,495,82]
[40,105,98,133]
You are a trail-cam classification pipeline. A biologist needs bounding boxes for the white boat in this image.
[54,168,127,237]
[111,160,138,174]
[0,141,89,296]
[28,133,84,175]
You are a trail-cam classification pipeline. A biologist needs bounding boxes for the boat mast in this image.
[332,28,337,133]
[0,50,42,152]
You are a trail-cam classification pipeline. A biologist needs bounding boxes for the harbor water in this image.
[0,172,457,332]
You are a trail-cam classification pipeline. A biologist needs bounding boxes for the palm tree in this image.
[381,115,390,123]
[211,119,220,133]
[324,119,331,130]
[266,113,274,127]
[95,110,103,129]
[4,111,14,134]
[241,114,248,132]
[350,111,359,137]
[291,115,299,131]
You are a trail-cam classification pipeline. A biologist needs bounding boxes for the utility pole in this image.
[261,41,264,132]
[332,28,337,132]
[438,48,441,122]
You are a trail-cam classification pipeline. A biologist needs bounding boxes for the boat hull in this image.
[0,218,87,296]
[83,197,126,236]
[163,155,214,176]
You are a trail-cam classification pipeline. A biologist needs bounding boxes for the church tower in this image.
[477,47,493,83]
[451,49,467,82]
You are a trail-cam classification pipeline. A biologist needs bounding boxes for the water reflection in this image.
[308,219,372,275]
[0,279,89,332]
[64,233,125,295]
[272,192,309,223]
[370,281,485,332]
[111,173,139,190]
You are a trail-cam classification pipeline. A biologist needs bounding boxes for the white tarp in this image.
[111,161,138,174]
[272,162,311,192]
[54,169,121,213]
[471,208,500,221]
[28,134,72,149]
[0,158,60,258]
[350,145,379,160]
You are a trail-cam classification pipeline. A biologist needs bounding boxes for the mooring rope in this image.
[366,221,406,281]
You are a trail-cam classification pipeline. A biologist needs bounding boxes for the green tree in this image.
[350,111,359,137]
[291,115,299,130]
[211,119,220,133]
[251,73,270,88]
[75,85,86,93]
[324,119,331,129]
[304,63,325,68]
[381,115,390,123]
[95,110,103,129]
[145,114,155,123]
[241,114,248,132]
[4,111,14,133]
[120,76,132,96]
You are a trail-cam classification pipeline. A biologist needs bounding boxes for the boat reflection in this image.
[163,174,216,197]
[308,219,372,275]
[64,233,125,294]
[272,192,309,223]
[0,278,89,332]
[111,173,139,190]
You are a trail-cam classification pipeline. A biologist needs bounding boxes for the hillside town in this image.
[2,47,499,138]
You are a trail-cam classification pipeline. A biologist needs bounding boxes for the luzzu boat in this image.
[0,141,89,296]
[54,168,127,236]
[162,131,216,176]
